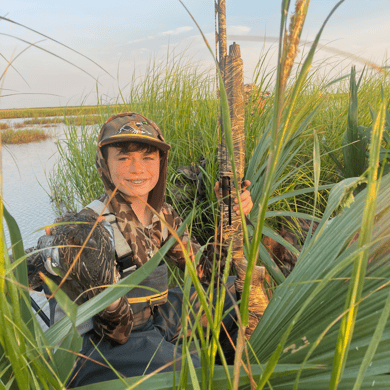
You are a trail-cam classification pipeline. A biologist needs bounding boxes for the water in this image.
[4,139,59,246]
[3,130,62,331]
[2,118,100,330]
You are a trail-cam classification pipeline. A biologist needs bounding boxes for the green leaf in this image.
[342,66,369,179]
[262,225,300,257]
[256,243,285,285]
[352,289,390,390]
[3,206,32,333]
[330,96,387,388]
[43,277,78,325]
[51,327,82,384]
[186,346,201,390]
[322,138,347,177]
[71,363,320,390]
[267,184,334,206]
[3,206,27,287]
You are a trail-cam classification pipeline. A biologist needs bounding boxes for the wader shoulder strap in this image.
[86,200,133,260]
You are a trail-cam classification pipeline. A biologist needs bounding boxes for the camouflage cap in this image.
[98,112,170,152]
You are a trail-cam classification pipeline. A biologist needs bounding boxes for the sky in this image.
[1,0,389,109]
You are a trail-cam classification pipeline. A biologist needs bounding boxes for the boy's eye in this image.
[143,155,156,160]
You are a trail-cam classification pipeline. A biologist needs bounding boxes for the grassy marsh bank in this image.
[21,115,102,126]
[1,128,52,144]
[0,104,127,120]
[2,0,390,388]
[0,110,104,144]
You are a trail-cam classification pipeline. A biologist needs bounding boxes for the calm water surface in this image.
[4,127,64,330]
[4,139,58,247]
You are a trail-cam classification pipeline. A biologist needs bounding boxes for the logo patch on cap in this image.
[116,121,153,136]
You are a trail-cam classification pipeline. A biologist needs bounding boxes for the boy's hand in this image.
[214,179,253,216]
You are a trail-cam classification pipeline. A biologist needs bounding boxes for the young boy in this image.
[40,112,255,387]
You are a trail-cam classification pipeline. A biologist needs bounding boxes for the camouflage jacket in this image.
[88,201,220,342]
[27,202,219,344]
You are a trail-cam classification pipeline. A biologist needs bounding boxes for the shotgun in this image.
[215,0,268,337]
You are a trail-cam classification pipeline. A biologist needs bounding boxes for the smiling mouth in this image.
[127,180,146,184]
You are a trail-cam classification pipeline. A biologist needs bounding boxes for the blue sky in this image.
[1,0,389,109]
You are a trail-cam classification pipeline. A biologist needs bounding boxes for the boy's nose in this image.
[128,156,143,172]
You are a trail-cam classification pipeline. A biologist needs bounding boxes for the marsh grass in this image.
[23,117,63,125]
[2,1,390,389]
[1,128,51,144]
[48,51,221,242]
[0,104,127,120]
[45,47,390,247]
[22,115,102,127]
[12,122,27,129]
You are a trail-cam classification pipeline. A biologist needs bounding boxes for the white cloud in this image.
[126,36,155,45]
[125,26,193,45]
[160,26,193,36]
[129,48,152,56]
[228,25,251,35]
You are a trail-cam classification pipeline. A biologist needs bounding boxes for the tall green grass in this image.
[2,1,390,389]
[48,52,221,242]
[46,47,390,231]
[46,39,390,289]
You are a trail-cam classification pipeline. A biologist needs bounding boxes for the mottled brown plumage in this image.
[51,211,116,300]
[27,211,133,344]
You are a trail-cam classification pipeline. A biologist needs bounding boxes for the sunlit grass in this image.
[1,128,51,144]
[22,114,102,126]
[2,1,390,388]
[42,51,390,246]
[0,104,126,119]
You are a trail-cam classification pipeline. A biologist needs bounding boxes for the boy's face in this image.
[106,145,160,203]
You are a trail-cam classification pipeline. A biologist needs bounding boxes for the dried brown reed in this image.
[280,0,310,92]
[12,122,25,129]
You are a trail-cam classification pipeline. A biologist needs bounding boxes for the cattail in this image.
[280,0,310,92]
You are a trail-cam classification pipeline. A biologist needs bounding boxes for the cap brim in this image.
[99,133,171,152]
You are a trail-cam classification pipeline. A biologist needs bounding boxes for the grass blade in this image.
[352,288,390,390]
[329,99,386,389]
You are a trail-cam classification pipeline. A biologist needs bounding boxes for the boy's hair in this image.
[101,141,162,161]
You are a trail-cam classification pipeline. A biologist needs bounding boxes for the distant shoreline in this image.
[0,104,128,120]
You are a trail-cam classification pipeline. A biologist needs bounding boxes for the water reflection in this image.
[2,120,98,330]
[4,139,58,247]
[4,137,61,331]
